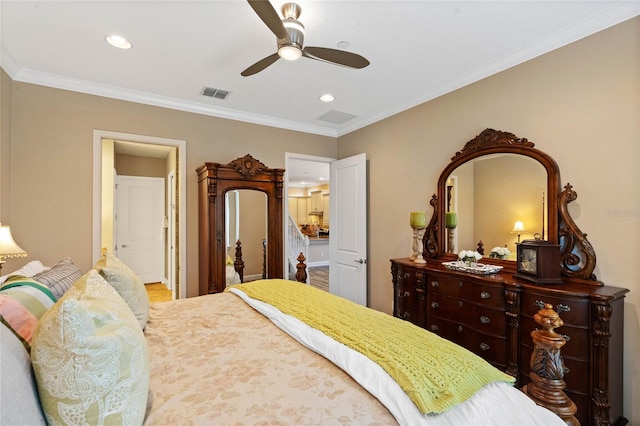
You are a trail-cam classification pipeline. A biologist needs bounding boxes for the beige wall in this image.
[1,76,337,294]
[1,68,12,222]
[338,17,639,423]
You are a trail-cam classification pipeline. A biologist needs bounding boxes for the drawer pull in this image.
[480,316,490,324]
[398,272,410,280]
[562,334,571,342]
[480,291,491,299]
[402,312,410,319]
[534,301,571,314]
[416,288,425,293]
[430,325,439,332]
[458,281,463,288]
[401,291,410,298]
[457,326,463,332]
[431,302,439,309]
[431,280,439,288]
[480,343,490,351]
[458,300,463,308]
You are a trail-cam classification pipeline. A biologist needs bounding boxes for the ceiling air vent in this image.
[201,86,230,100]
[317,110,357,124]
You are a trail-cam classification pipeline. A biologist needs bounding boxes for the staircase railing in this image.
[287,214,309,283]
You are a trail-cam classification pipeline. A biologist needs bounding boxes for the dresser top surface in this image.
[391,258,629,300]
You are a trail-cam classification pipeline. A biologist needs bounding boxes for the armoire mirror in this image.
[197,155,284,295]
[423,128,598,282]
[225,190,268,282]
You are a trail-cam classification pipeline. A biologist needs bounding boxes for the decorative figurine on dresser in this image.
[390,128,629,426]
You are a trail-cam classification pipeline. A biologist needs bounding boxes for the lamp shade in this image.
[0,223,27,260]
[511,221,526,233]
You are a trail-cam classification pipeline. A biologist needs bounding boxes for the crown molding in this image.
[3,66,339,138]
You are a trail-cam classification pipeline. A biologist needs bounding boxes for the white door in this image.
[329,154,367,305]
[116,175,165,284]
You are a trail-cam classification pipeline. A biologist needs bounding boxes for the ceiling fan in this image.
[242,0,370,77]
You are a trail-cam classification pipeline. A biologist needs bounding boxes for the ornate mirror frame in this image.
[423,128,599,283]
[197,154,285,294]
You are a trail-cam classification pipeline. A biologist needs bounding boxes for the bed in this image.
[1,255,571,426]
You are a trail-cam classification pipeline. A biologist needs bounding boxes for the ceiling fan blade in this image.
[247,0,288,40]
[303,47,370,69]
[241,53,280,77]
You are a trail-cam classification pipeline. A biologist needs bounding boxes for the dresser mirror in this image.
[423,128,598,282]
[445,154,547,257]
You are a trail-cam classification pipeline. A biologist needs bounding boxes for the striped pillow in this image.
[0,276,56,351]
[32,257,83,299]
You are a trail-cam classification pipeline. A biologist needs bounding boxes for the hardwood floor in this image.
[145,283,172,303]
[308,265,329,292]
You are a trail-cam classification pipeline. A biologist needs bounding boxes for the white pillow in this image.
[0,260,48,284]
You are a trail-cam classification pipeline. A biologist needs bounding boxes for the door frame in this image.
[92,130,187,299]
[284,152,335,275]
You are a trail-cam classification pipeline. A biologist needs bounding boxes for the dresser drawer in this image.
[396,282,424,310]
[459,283,505,309]
[460,328,507,366]
[427,317,507,366]
[429,295,506,333]
[395,265,426,289]
[520,316,588,359]
[427,274,461,297]
[459,303,506,334]
[396,305,422,327]
[520,292,588,326]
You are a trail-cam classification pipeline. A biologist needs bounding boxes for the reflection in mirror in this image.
[225,190,268,281]
[446,154,547,259]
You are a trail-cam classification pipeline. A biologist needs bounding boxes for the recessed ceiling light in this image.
[106,35,132,49]
[320,94,335,102]
[337,41,350,49]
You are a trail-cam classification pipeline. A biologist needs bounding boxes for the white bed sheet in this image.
[229,287,565,426]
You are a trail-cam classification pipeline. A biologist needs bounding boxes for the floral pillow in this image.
[31,270,150,425]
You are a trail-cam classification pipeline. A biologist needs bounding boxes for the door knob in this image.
[354,259,367,264]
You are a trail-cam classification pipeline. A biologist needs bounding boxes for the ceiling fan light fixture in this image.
[105,34,132,49]
[278,45,302,60]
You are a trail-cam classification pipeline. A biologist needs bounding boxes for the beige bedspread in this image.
[143,292,396,425]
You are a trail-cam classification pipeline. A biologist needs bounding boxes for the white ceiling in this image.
[2,1,637,139]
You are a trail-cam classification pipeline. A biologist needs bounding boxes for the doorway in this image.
[92,130,186,299]
[285,153,333,287]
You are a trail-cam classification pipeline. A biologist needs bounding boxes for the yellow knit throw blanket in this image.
[228,279,515,414]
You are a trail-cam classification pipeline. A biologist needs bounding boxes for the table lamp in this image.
[511,221,526,244]
[0,223,27,273]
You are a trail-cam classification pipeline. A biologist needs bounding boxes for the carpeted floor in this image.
[145,283,173,303]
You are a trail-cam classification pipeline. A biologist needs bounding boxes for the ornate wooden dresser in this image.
[393,128,630,425]
[390,258,627,426]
